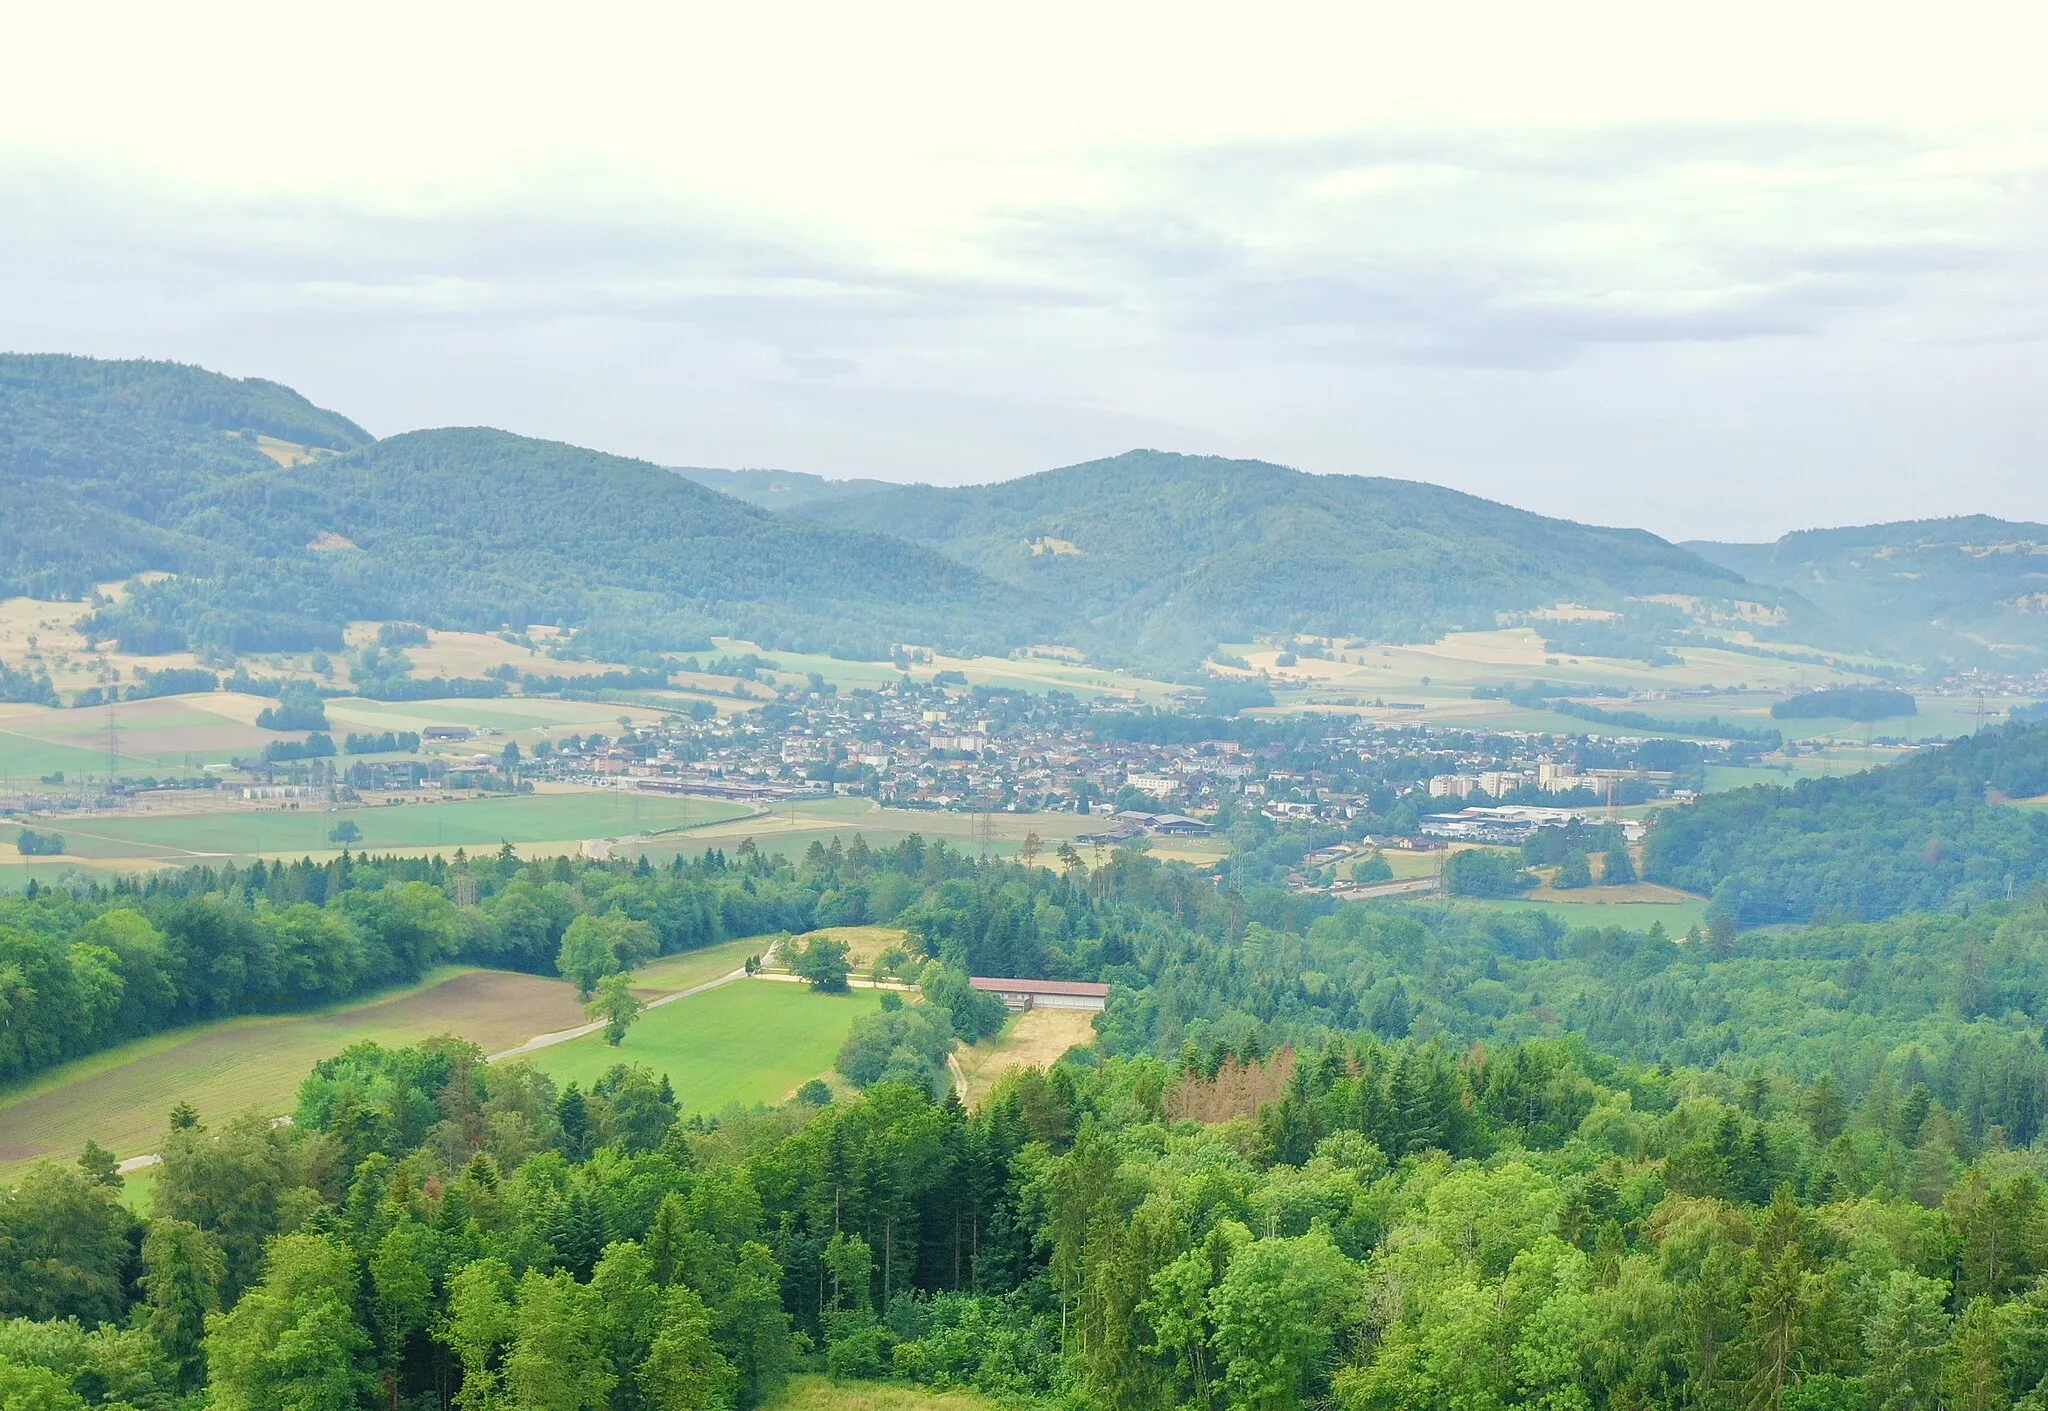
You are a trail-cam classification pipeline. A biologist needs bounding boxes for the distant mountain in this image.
[1688,517,2048,666]
[0,357,1045,659]
[669,465,894,509]
[0,354,372,598]
[798,449,1753,664]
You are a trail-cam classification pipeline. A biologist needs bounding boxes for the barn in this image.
[969,977,1111,1012]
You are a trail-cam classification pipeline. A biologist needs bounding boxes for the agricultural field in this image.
[1423,894,1712,936]
[630,797,1096,865]
[526,979,886,1112]
[0,583,215,699]
[954,1006,1099,1105]
[768,1377,999,1411]
[1214,627,2033,744]
[706,637,1184,706]
[0,936,778,1181]
[0,967,589,1179]
[0,788,754,879]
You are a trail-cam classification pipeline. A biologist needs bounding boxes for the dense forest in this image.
[1645,722,2048,923]
[798,450,1756,666]
[0,359,1046,661]
[9,831,2048,1408]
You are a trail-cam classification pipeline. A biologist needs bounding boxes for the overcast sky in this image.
[2,1,2044,541]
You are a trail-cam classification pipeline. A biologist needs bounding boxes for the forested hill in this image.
[0,355,1048,657]
[1645,719,2048,923]
[798,449,1752,664]
[1687,516,2048,667]
[0,354,371,598]
[669,464,893,509]
[97,428,1053,659]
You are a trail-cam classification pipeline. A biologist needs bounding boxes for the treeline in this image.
[1773,684,1918,721]
[1646,721,2048,922]
[0,833,1060,1088]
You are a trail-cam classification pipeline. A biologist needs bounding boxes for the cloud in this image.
[0,114,2043,538]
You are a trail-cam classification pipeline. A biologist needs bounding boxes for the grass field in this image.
[631,798,1096,865]
[0,936,780,1180]
[0,967,591,1178]
[527,980,885,1112]
[955,1006,1098,1105]
[6,790,754,874]
[767,1376,999,1411]
[1418,894,1711,935]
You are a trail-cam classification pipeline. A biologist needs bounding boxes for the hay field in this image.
[0,968,589,1178]
[527,980,885,1112]
[0,587,213,698]
[632,797,1095,865]
[955,1006,1098,1105]
[26,789,753,868]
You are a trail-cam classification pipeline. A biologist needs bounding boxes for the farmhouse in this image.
[422,725,473,742]
[970,976,1111,1012]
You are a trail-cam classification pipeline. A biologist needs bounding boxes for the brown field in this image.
[955,1006,1099,1105]
[0,968,591,1175]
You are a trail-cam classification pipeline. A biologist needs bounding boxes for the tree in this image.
[443,1258,518,1411]
[558,911,658,999]
[0,1162,133,1325]
[588,971,644,1046]
[1862,1270,1949,1411]
[204,1233,371,1411]
[140,1217,226,1387]
[641,1285,736,1411]
[1210,1230,1355,1411]
[327,821,363,845]
[369,1220,433,1411]
[1019,832,1044,867]
[76,1139,121,1188]
[789,936,852,993]
[1603,845,1639,886]
[507,1269,615,1411]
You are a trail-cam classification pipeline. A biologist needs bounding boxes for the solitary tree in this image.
[588,971,644,1046]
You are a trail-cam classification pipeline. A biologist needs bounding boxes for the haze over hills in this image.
[1688,517,2048,666]
[795,450,1758,664]
[3,353,2040,673]
[668,465,892,510]
[0,357,1044,659]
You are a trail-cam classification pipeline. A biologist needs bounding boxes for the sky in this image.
[1,0,2044,541]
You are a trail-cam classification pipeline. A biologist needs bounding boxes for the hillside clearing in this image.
[955,1006,1099,1105]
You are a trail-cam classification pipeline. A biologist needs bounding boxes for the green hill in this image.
[0,358,1045,658]
[798,449,1751,664]
[1687,516,2048,667]
[0,354,371,598]
[669,465,893,509]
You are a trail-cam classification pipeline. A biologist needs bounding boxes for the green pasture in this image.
[1415,894,1711,936]
[631,800,1094,866]
[21,791,754,866]
[528,980,884,1112]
